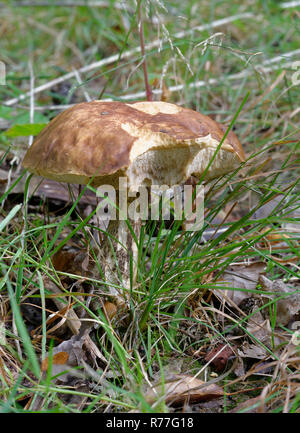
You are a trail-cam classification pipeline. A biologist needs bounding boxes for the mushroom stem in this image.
[99,195,141,306]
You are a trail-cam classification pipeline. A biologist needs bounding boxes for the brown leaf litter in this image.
[145,374,224,407]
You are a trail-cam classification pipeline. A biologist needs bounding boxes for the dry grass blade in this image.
[44,278,81,335]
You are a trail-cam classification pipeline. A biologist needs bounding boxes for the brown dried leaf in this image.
[205,344,235,372]
[146,375,223,406]
[252,196,283,220]
[83,334,107,365]
[247,310,271,344]
[238,341,268,360]
[259,275,300,326]
[52,249,90,276]
[246,309,285,354]
[216,263,266,306]
[103,302,117,320]
[233,358,245,377]
[265,232,291,243]
[231,396,262,413]
[41,351,69,372]
[41,322,95,383]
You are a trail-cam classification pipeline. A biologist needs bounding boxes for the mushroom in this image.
[22,100,245,305]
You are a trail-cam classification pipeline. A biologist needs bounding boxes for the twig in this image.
[22,59,300,112]
[3,12,256,107]
[28,61,35,148]
[261,48,300,65]
[19,57,299,111]
[280,0,300,7]
[103,58,300,101]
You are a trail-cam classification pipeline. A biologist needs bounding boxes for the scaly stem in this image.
[99,196,141,306]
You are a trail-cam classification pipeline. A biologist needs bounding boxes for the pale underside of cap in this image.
[22,101,245,191]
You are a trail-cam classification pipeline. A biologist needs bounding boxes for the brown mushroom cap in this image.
[22,101,245,190]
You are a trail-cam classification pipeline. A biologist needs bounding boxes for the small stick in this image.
[12,58,297,111]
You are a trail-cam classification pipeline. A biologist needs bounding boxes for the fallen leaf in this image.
[41,351,69,372]
[259,276,300,326]
[246,308,285,352]
[52,248,90,276]
[215,263,266,306]
[0,172,97,204]
[238,342,268,360]
[103,302,117,320]
[205,344,236,372]
[264,232,291,243]
[252,196,283,220]
[41,322,94,383]
[231,396,262,413]
[233,358,245,377]
[247,309,271,345]
[146,375,223,406]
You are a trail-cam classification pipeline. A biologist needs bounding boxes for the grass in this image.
[0,0,299,413]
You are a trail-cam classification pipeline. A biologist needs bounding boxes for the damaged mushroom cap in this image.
[22,100,245,191]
